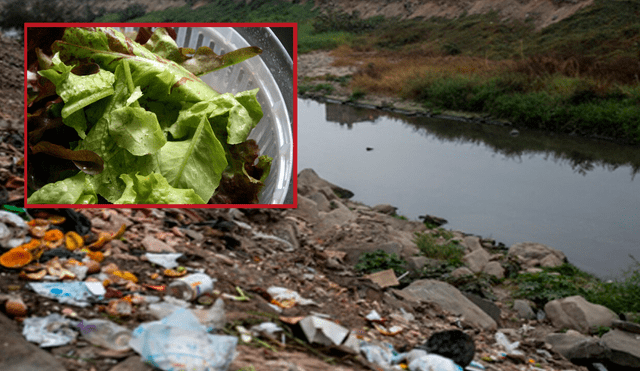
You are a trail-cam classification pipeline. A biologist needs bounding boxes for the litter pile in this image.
[0,193,605,371]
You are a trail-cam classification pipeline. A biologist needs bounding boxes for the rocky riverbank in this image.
[0,168,638,371]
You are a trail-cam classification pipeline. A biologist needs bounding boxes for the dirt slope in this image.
[310,0,594,29]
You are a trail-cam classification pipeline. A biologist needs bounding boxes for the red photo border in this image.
[23,22,298,209]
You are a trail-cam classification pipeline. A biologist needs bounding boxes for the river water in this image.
[298,98,640,279]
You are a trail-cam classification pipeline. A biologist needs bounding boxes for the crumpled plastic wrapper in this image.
[29,281,105,307]
[144,253,183,269]
[22,313,78,347]
[0,210,29,249]
[130,307,237,371]
[267,286,318,306]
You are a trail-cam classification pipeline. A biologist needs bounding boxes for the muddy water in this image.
[298,98,640,279]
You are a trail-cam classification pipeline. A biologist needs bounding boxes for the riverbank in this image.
[298,47,640,145]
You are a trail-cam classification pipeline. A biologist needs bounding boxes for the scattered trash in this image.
[166,272,215,301]
[76,320,97,334]
[373,322,403,336]
[363,269,400,288]
[299,315,349,346]
[29,281,105,307]
[5,295,28,317]
[81,318,132,351]
[191,297,226,331]
[416,330,475,368]
[592,362,608,371]
[359,341,404,368]
[250,322,283,341]
[221,286,250,301]
[145,252,183,268]
[405,349,464,371]
[22,313,78,347]
[237,325,252,343]
[467,360,486,370]
[365,309,382,322]
[130,307,237,371]
[267,286,317,308]
[495,332,524,356]
[0,210,29,248]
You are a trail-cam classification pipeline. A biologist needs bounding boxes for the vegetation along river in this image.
[298,98,640,280]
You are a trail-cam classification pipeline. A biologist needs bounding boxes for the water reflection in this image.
[324,100,640,179]
[299,98,640,278]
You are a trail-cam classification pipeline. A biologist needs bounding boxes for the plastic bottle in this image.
[166,272,215,301]
[80,319,132,351]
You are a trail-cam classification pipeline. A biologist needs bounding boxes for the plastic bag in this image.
[405,349,463,371]
[129,308,237,371]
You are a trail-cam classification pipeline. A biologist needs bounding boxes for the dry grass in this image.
[329,45,514,95]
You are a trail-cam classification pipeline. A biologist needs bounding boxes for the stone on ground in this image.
[544,295,617,334]
[508,242,566,268]
[601,329,640,369]
[402,279,497,331]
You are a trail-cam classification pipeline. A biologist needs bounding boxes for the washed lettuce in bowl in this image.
[26,27,271,204]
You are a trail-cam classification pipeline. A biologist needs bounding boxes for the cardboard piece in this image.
[363,269,399,288]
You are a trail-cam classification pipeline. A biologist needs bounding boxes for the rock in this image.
[308,191,331,212]
[372,204,398,215]
[291,195,319,221]
[482,261,505,279]
[402,279,497,331]
[416,330,475,368]
[544,296,618,334]
[318,205,356,229]
[611,319,640,335]
[419,214,448,226]
[407,256,429,272]
[462,248,490,273]
[463,293,502,326]
[508,242,567,268]
[525,267,544,274]
[450,267,474,278]
[0,312,67,371]
[513,299,536,320]
[601,329,640,368]
[140,235,176,253]
[461,236,483,252]
[540,254,565,267]
[545,332,610,362]
[298,168,354,199]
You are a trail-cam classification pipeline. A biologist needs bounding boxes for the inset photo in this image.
[25,24,296,207]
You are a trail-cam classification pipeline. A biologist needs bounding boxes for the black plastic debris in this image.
[416,329,475,368]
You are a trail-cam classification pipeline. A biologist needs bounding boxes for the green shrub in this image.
[414,231,464,266]
[355,249,407,276]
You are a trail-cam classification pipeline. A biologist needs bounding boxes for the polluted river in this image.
[298,97,640,279]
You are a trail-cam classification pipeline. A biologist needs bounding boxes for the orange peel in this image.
[43,229,64,242]
[65,231,84,251]
[48,215,66,225]
[0,247,33,268]
[112,270,138,283]
[163,268,187,277]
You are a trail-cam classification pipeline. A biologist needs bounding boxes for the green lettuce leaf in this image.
[27,172,98,204]
[156,113,227,203]
[170,88,262,144]
[109,106,166,156]
[114,172,205,204]
[38,53,115,119]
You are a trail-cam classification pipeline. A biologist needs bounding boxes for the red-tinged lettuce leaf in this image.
[114,172,205,204]
[52,27,221,103]
[211,140,272,204]
[179,46,263,77]
[30,141,104,175]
